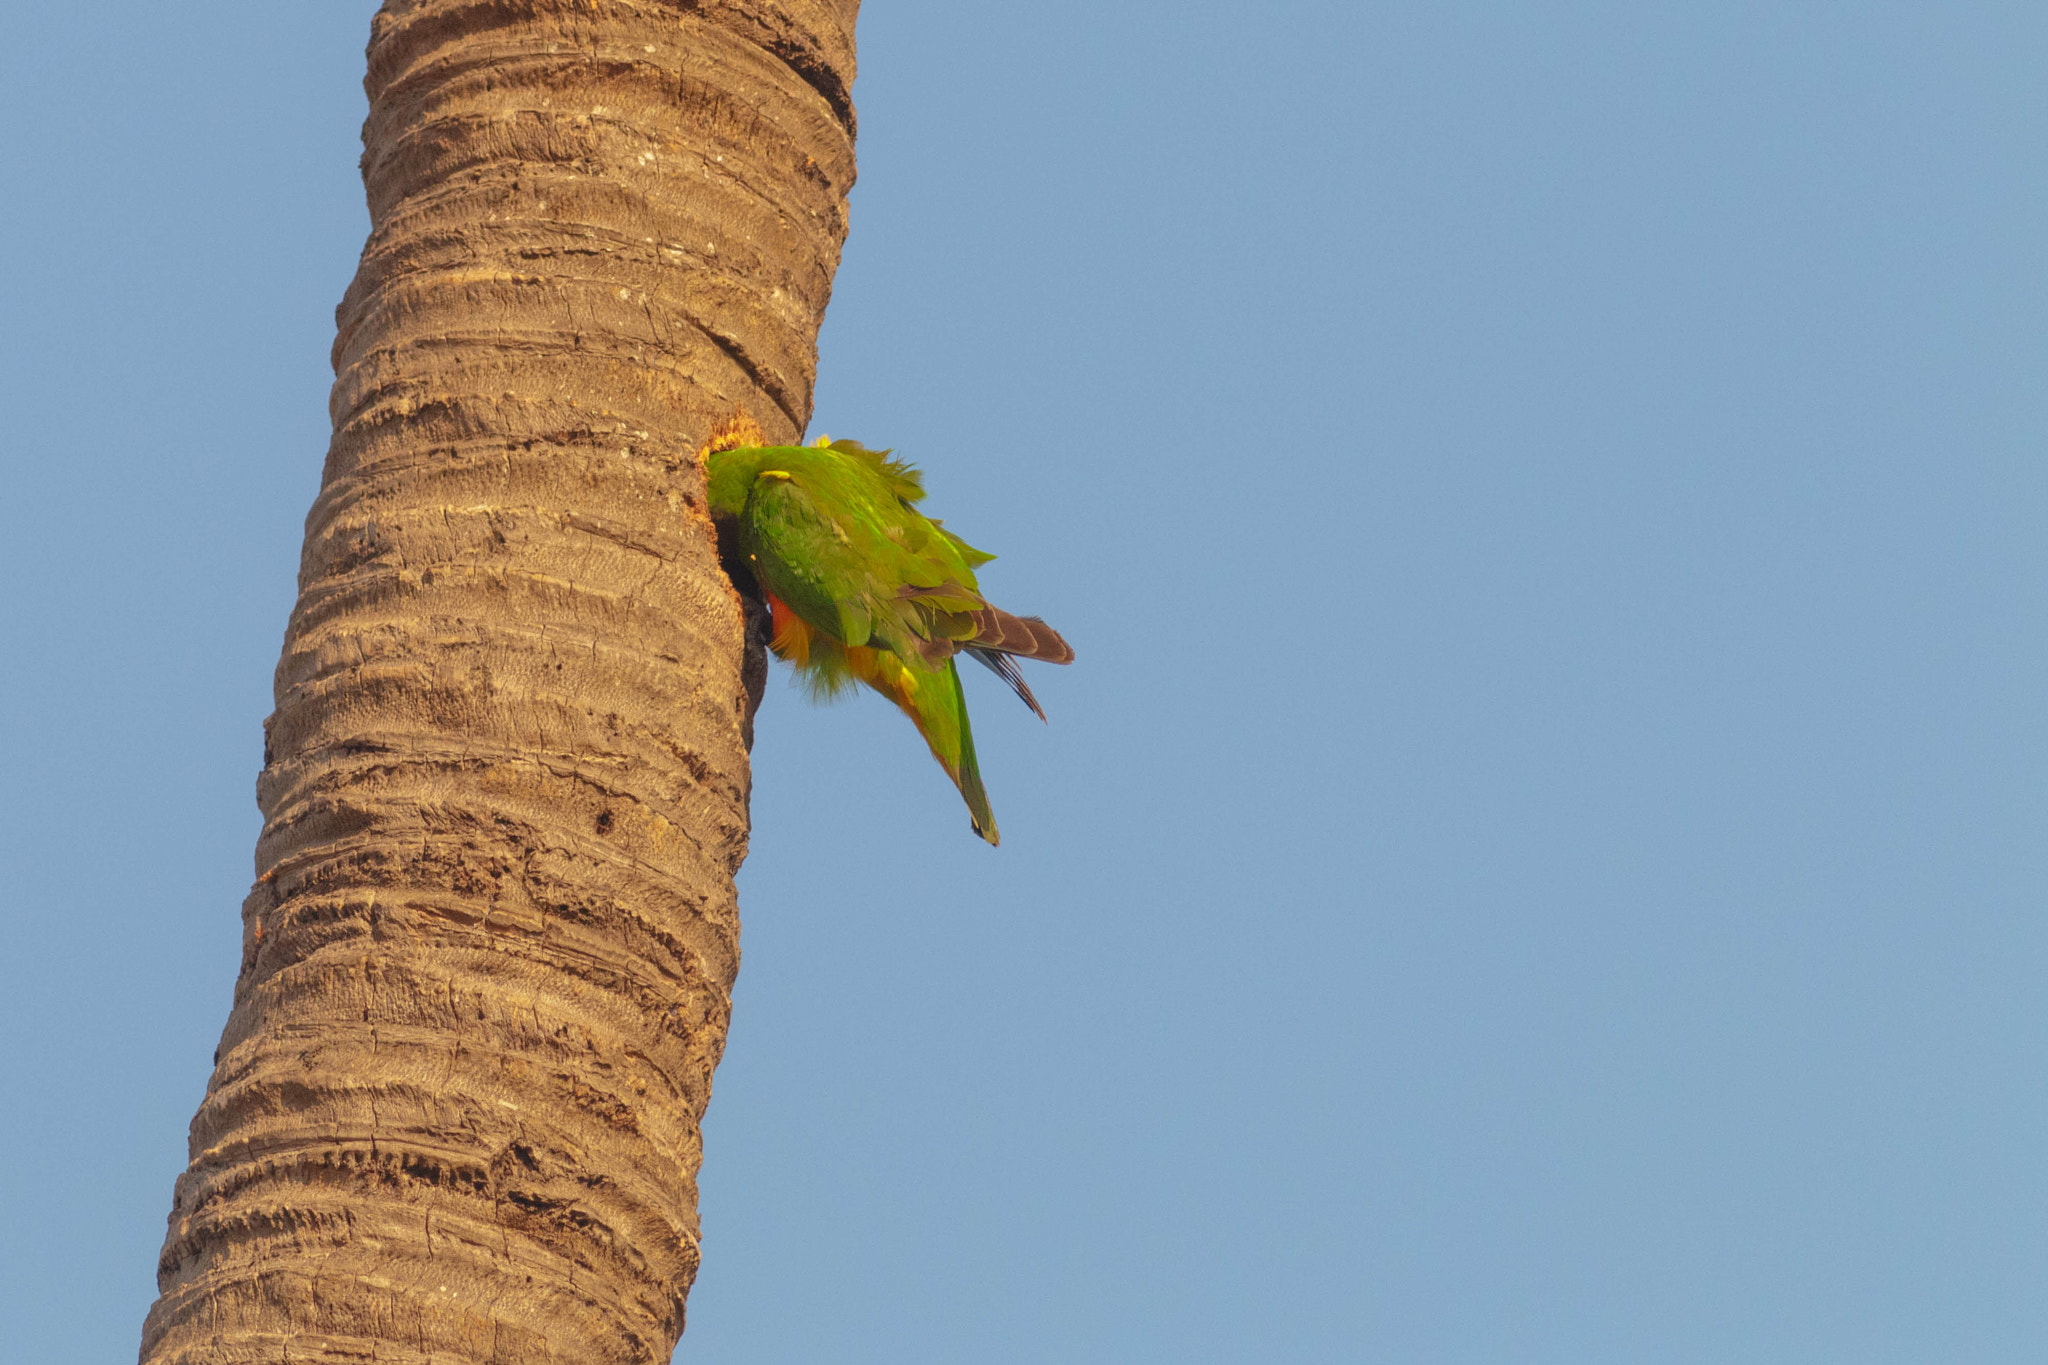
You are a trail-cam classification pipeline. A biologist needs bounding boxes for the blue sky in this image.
[3,3,2045,1361]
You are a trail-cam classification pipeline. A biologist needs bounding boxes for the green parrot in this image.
[702,424,1074,845]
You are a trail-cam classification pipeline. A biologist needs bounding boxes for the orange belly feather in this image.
[766,593,923,723]
[766,593,815,666]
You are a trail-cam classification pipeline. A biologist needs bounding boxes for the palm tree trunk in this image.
[141,3,857,1360]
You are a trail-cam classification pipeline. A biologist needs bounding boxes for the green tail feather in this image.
[953,679,998,847]
[925,660,998,846]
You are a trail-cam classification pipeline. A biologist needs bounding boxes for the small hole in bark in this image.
[595,811,613,834]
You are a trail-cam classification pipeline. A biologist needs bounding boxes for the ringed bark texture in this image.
[142,2,857,1361]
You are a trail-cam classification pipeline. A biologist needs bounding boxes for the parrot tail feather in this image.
[967,647,1048,722]
[946,664,1000,845]
[968,607,1074,665]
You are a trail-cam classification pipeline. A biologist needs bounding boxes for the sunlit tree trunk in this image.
[142,3,856,1360]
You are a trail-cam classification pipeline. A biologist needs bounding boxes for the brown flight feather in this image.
[968,607,1075,664]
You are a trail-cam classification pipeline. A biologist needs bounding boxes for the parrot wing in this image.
[740,469,886,650]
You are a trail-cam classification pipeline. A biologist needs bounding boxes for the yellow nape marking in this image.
[759,469,793,481]
[812,433,832,447]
